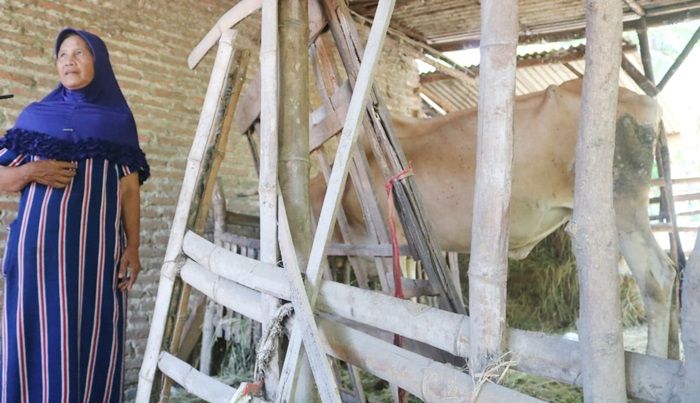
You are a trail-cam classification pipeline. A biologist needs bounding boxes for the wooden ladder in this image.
[136,0,466,401]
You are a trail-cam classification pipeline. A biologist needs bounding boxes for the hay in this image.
[461,227,646,333]
[502,369,583,402]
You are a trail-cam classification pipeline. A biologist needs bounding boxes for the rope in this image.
[228,303,294,402]
[384,163,413,403]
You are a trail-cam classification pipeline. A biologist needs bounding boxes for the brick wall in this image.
[0,0,420,399]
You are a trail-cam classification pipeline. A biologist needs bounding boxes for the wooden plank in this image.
[309,81,353,151]
[187,0,262,69]
[136,30,241,402]
[468,0,518,375]
[234,68,262,134]
[573,2,627,400]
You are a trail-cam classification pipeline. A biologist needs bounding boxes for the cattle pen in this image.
[132,1,700,402]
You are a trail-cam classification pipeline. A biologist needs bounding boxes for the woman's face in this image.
[56,35,95,90]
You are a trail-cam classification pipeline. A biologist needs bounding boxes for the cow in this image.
[310,78,676,358]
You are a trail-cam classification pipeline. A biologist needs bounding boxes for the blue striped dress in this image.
[1,148,132,403]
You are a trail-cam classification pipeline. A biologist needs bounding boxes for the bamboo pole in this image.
[158,352,238,402]
[187,0,262,69]
[572,1,626,400]
[200,299,217,375]
[182,232,682,402]
[277,1,319,399]
[316,319,543,403]
[275,1,397,400]
[160,45,249,401]
[467,0,518,375]
[135,30,240,402]
[681,231,700,400]
[259,0,282,397]
[259,0,279,267]
[277,200,342,403]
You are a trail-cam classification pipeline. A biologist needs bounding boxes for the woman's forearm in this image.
[121,172,141,248]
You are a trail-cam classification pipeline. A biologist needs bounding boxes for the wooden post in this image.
[571,1,626,401]
[467,0,517,374]
[275,0,396,400]
[259,0,283,397]
[681,231,700,400]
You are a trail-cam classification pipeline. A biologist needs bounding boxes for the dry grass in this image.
[461,227,646,333]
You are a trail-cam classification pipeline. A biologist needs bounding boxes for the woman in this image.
[0,28,149,402]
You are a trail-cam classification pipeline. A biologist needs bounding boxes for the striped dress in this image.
[1,148,131,403]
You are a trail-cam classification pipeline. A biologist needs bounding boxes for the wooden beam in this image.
[636,17,655,82]
[657,25,700,91]
[573,1,626,400]
[620,54,659,96]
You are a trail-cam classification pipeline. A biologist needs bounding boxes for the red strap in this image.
[385,163,413,403]
[385,163,413,300]
[242,380,263,396]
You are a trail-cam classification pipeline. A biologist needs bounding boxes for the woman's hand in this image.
[118,244,141,291]
[24,159,77,188]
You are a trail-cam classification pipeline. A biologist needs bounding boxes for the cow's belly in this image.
[507,198,573,259]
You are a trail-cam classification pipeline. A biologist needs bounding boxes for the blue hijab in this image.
[1,28,149,183]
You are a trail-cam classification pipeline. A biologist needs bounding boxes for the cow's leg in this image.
[617,229,674,357]
[613,116,676,357]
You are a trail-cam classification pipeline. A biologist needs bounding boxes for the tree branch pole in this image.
[571,1,626,401]
[681,231,700,400]
[468,0,518,374]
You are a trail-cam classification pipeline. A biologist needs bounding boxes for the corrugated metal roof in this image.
[418,44,682,132]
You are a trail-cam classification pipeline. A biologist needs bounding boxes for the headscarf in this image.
[1,28,149,183]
